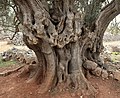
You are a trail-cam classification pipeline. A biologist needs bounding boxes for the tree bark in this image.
[13,0,120,96]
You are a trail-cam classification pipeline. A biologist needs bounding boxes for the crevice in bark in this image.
[31,13,35,25]
[58,16,67,34]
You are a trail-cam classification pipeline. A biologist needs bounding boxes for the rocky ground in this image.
[0,30,25,46]
[103,33,120,42]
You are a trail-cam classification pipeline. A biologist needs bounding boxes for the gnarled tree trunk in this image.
[13,0,120,96]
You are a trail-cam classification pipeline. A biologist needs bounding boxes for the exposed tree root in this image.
[68,71,98,96]
[0,65,24,77]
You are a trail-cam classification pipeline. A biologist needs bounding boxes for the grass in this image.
[0,56,17,67]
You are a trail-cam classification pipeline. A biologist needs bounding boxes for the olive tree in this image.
[10,0,120,96]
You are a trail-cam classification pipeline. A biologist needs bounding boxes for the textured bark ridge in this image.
[13,0,120,96]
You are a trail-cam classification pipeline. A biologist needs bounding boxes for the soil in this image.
[0,65,120,98]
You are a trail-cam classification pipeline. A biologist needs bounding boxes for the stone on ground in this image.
[83,60,98,71]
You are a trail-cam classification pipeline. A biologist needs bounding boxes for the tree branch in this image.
[96,0,120,34]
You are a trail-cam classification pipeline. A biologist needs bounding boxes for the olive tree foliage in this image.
[0,0,20,39]
[0,0,14,32]
[2,0,120,96]
[107,15,120,34]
